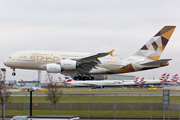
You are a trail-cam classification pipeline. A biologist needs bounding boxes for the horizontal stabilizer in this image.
[139,59,171,66]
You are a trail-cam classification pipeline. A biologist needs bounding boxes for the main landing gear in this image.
[12,68,16,76]
[74,75,94,80]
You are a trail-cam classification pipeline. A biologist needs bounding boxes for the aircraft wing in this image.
[75,50,115,73]
[139,59,172,66]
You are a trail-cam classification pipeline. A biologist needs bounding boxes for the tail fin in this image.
[164,74,170,82]
[58,77,62,81]
[160,73,170,82]
[134,26,176,60]
[64,74,74,83]
[170,74,178,82]
[140,77,144,81]
[165,74,170,80]
[135,77,139,81]
[139,77,145,84]
[159,73,166,81]
[133,77,139,84]
[176,77,179,83]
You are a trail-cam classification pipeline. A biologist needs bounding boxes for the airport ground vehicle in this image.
[11,116,28,120]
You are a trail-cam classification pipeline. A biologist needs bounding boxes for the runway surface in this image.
[9,86,180,96]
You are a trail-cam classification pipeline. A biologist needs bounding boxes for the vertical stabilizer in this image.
[64,74,74,82]
[134,26,176,60]
[133,77,139,84]
[159,73,166,81]
[170,74,178,82]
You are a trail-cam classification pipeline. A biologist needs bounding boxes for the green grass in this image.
[2,110,180,118]
[8,96,180,103]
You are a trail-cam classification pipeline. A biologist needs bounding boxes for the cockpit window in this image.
[9,57,11,59]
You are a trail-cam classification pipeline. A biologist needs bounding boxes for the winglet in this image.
[108,49,119,57]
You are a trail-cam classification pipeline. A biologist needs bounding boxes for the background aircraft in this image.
[64,74,124,89]
[141,74,176,86]
[64,75,149,88]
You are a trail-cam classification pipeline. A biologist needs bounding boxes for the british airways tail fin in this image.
[165,74,170,80]
[170,74,179,82]
[134,26,176,60]
[133,77,139,84]
[140,77,144,81]
[64,74,74,83]
[159,73,166,81]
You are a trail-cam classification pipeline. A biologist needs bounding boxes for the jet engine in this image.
[46,64,61,73]
[60,60,77,70]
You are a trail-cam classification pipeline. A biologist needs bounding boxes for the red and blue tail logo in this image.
[171,74,179,82]
[64,74,73,83]
[159,73,167,81]
[58,77,62,81]
[66,79,73,82]
[166,74,170,80]
[134,77,139,84]
[139,78,145,84]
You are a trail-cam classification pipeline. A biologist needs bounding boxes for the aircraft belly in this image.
[89,67,109,74]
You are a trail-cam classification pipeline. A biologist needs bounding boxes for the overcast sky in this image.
[0,0,180,81]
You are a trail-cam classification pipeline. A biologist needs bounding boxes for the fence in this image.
[2,93,180,119]
[2,103,180,111]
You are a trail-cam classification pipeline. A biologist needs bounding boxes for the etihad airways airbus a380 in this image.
[3,26,176,80]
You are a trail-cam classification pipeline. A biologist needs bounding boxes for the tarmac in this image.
[9,85,180,96]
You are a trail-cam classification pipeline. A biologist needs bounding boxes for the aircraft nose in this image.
[3,58,10,66]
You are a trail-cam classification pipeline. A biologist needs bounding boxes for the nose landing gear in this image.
[12,68,16,76]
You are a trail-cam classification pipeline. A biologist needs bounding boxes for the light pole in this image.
[1,68,6,119]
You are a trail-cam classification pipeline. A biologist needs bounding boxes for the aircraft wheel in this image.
[78,75,81,80]
[81,76,85,80]
[74,77,77,80]
[12,72,16,76]
[91,76,94,80]
[79,76,82,80]
[87,77,90,80]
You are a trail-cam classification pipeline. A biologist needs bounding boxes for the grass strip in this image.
[8,96,180,103]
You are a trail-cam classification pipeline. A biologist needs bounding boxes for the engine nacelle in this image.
[46,64,61,73]
[60,60,77,70]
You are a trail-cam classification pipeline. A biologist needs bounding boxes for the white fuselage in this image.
[66,80,122,87]
[144,79,175,85]
[66,80,141,87]
[3,50,167,75]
